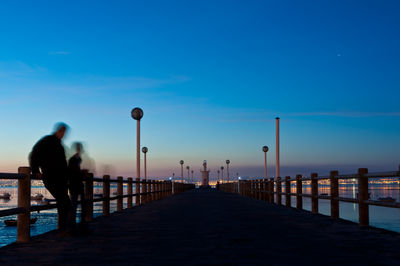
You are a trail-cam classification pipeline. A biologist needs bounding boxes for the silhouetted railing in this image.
[219,168,400,228]
[0,167,195,243]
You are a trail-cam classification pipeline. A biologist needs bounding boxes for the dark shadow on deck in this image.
[1,188,400,265]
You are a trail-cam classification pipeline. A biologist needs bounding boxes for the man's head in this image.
[53,122,69,140]
[72,142,83,154]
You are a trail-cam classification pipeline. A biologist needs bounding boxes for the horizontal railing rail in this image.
[0,167,195,243]
[218,168,400,229]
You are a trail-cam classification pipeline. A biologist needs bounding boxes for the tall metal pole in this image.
[137,120,140,180]
[180,160,184,183]
[276,117,280,179]
[226,160,230,182]
[131,107,143,183]
[144,151,146,179]
[186,166,190,183]
[221,166,224,183]
[142,147,148,180]
[263,146,269,181]
[181,165,184,183]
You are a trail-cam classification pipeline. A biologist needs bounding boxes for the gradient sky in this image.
[1,0,400,179]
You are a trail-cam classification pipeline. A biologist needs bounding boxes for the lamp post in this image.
[276,117,280,179]
[142,146,148,204]
[221,166,224,183]
[180,160,184,183]
[226,160,230,182]
[262,146,269,181]
[186,166,190,183]
[142,147,148,180]
[131,107,143,183]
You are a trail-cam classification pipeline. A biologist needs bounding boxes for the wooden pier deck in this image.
[1,188,400,265]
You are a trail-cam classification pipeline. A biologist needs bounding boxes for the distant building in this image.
[200,160,210,188]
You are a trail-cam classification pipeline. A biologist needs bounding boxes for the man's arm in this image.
[29,140,43,175]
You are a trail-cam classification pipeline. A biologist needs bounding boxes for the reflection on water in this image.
[0,185,137,247]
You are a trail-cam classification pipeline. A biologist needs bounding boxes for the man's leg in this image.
[54,184,71,232]
[43,179,64,231]
[69,191,78,231]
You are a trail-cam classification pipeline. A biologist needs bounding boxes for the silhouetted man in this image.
[30,123,71,235]
[68,142,89,234]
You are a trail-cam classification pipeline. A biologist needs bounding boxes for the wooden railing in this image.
[0,167,195,243]
[219,168,400,228]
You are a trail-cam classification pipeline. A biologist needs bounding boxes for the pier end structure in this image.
[200,160,210,188]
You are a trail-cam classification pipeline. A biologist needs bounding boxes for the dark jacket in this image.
[68,154,84,193]
[30,134,68,177]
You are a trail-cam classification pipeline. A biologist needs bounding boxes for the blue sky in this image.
[1,0,400,179]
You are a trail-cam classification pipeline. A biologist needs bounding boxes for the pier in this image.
[1,188,400,264]
[1,167,400,264]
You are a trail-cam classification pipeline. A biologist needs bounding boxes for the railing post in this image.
[152,181,156,201]
[253,180,256,198]
[148,180,153,202]
[249,181,251,198]
[269,178,274,203]
[162,181,165,198]
[162,181,166,199]
[135,178,141,206]
[127,177,133,208]
[255,180,259,199]
[17,167,31,243]
[285,176,291,207]
[330,170,339,219]
[142,179,147,204]
[152,180,156,202]
[85,172,93,222]
[146,180,150,202]
[117,176,123,212]
[276,177,281,205]
[157,181,161,200]
[264,179,269,202]
[160,181,163,199]
[261,180,265,201]
[296,174,302,210]
[153,181,156,200]
[311,173,318,214]
[253,180,256,199]
[155,180,159,200]
[103,175,110,216]
[358,168,369,227]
